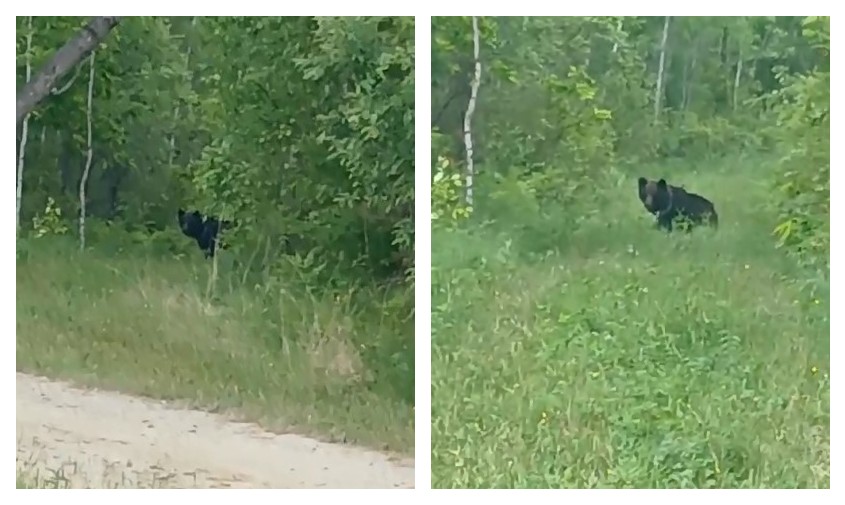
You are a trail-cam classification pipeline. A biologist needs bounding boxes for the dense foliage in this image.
[17,16,415,283]
[432,16,829,266]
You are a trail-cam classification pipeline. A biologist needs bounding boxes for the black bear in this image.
[637,177,718,232]
[177,209,233,258]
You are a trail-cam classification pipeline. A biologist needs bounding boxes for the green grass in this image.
[16,235,414,454]
[431,155,829,488]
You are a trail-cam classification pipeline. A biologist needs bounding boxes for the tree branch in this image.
[16,16,121,124]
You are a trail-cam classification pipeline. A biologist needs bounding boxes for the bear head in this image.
[638,177,673,214]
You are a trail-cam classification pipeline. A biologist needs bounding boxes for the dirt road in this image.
[15,372,415,488]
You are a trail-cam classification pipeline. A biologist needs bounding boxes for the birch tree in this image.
[654,16,671,122]
[17,17,34,234]
[733,48,744,111]
[463,16,482,208]
[78,51,96,250]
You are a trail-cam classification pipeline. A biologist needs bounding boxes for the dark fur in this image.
[637,177,718,232]
[177,209,233,258]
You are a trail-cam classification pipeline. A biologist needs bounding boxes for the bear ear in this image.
[638,177,647,188]
[177,208,185,218]
[657,179,668,189]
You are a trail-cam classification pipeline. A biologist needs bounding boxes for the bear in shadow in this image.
[637,177,718,232]
[177,209,233,258]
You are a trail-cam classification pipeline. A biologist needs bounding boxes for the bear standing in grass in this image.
[637,177,718,232]
[177,209,232,258]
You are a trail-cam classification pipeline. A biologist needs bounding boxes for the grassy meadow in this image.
[16,232,415,454]
[431,154,829,488]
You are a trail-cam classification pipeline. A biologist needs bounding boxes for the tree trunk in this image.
[463,16,482,208]
[733,48,743,111]
[654,16,671,123]
[16,16,121,124]
[17,16,34,234]
[79,52,96,250]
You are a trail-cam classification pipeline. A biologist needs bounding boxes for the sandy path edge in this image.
[16,372,414,488]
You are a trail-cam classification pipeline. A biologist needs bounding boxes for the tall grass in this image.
[16,234,414,453]
[431,155,829,488]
